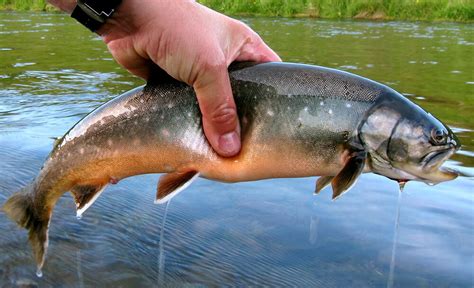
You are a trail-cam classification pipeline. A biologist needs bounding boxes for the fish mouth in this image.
[418,145,459,183]
[422,147,456,171]
[394,145,459,184]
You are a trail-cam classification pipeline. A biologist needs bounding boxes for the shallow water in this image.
[0,12,473,287]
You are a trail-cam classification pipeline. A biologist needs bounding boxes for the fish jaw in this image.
[424,167,459,183]
[393,163,459,184]
[392,146,459,184]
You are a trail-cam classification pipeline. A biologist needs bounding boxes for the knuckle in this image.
[232,18,250,31]
[198,55,226,75]
[209,104,237,127]
[232,20,258,43]
[106,39,121,54]
[193,54,227,88]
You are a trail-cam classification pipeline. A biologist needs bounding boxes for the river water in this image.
[0,12,472,287]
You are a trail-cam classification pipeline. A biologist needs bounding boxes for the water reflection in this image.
[158,200,171,285]
[0,12,473,287]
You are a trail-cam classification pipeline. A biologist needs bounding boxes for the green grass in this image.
[200,0,474,21]
[0,0,472,21]
[0,0,54,11]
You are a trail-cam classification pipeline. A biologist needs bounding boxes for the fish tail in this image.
[3,184,50,275]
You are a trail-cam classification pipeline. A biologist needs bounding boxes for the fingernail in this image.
[218,131,241,156]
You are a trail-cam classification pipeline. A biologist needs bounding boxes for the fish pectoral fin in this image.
[331,151,366,200]
[315,176,334,194]
[71,183,108,218]
[155,170,200,204]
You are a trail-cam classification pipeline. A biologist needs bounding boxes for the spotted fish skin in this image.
[3,62,459,273]
[42,62,385,188]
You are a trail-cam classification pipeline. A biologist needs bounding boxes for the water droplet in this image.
[36,268,43,278]
[398,180,407,192]
[388,189,403,288]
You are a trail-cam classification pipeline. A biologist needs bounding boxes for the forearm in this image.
[48,0,77,14]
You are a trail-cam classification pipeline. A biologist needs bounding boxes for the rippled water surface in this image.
[0,12,473,287]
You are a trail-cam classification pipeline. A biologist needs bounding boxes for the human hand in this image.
[96,0,281,157]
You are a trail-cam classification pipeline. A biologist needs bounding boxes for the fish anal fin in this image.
[155,170,200,204]
[331,151,366,200]
[315,176,334,194]
[71,183,107,218]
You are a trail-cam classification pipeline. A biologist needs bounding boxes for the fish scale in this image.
[2,62,460,274]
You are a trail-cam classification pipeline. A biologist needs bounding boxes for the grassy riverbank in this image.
[0,0,472,21]
[0,0,54,11]
[201,0,473,21]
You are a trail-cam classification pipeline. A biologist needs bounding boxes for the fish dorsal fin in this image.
[155,170,200,204]
[331,151,366,200]
[71,183,108,218]
[315,176,334,194]
[49,136,62,149]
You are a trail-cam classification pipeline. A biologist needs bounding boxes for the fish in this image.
[3,62,460,274]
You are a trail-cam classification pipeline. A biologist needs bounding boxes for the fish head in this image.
[360,92,460,184]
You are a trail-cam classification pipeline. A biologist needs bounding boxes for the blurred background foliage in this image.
[0,0,473,21]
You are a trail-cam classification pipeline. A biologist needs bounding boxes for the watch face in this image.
[82,0,122,17]
[72,0,122,32]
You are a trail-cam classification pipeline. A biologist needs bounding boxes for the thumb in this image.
[193,66,241,157]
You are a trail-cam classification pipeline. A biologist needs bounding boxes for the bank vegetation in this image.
[0,0,472,22]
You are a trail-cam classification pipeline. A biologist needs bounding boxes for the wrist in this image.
[96,0,135,39]
[97,0,198,43]
[69,0,123,32]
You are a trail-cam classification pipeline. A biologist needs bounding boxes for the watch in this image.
[71,0,122,32]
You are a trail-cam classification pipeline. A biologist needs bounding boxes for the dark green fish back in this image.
[229,62,386,102]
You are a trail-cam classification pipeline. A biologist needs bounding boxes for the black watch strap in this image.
[71,0,122,32]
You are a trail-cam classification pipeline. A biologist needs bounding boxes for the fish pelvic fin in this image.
[315,176,334,194]
[155,170,200,204]
[331,151,366,200]
[3,184,50,274]
[71,183,108,218]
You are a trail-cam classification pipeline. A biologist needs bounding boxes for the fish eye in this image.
[431,128,447,144]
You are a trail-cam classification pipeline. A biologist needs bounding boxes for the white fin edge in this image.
[332,178,359,201]
[154,172,200,204]
[76,185,108,218]
[36,218,51,278]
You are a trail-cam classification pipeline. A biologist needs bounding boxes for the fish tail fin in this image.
[3,185,50,275]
